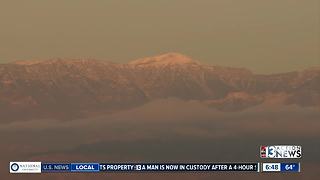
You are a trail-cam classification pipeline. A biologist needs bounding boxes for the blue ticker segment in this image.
[280,163,300,172]
[70,163,100,172]
[42,163,71,172]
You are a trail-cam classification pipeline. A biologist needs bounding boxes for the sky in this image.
[0,0,319,73]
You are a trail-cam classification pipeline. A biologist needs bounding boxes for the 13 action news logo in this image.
[260,145,302,158]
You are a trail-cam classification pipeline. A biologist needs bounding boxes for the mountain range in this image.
[0,53,319,121]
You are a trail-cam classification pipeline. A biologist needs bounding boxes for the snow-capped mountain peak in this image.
[129,53,199,67]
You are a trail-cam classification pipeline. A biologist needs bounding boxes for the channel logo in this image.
[10,162,41,173]
[260,145,302,158]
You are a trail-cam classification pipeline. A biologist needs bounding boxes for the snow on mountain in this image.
[129,53,200,67]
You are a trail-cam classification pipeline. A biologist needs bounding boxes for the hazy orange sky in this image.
[0,0,319,73]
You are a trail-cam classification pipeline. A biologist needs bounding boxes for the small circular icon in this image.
[11,163,19,171]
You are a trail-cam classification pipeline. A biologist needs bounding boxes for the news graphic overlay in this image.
[70,163,100,172]
[10,162,42,173]
[42,162,260,173]
[12,161,303,174]
[41,163,100,173]
[260,145,302,158]
[99,163,259,172]
[262,163,300,172]
[42,163,71,172]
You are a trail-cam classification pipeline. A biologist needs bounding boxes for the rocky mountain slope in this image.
[0,53,319,121]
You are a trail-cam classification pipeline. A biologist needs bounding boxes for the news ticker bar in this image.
[9,162,301,173]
